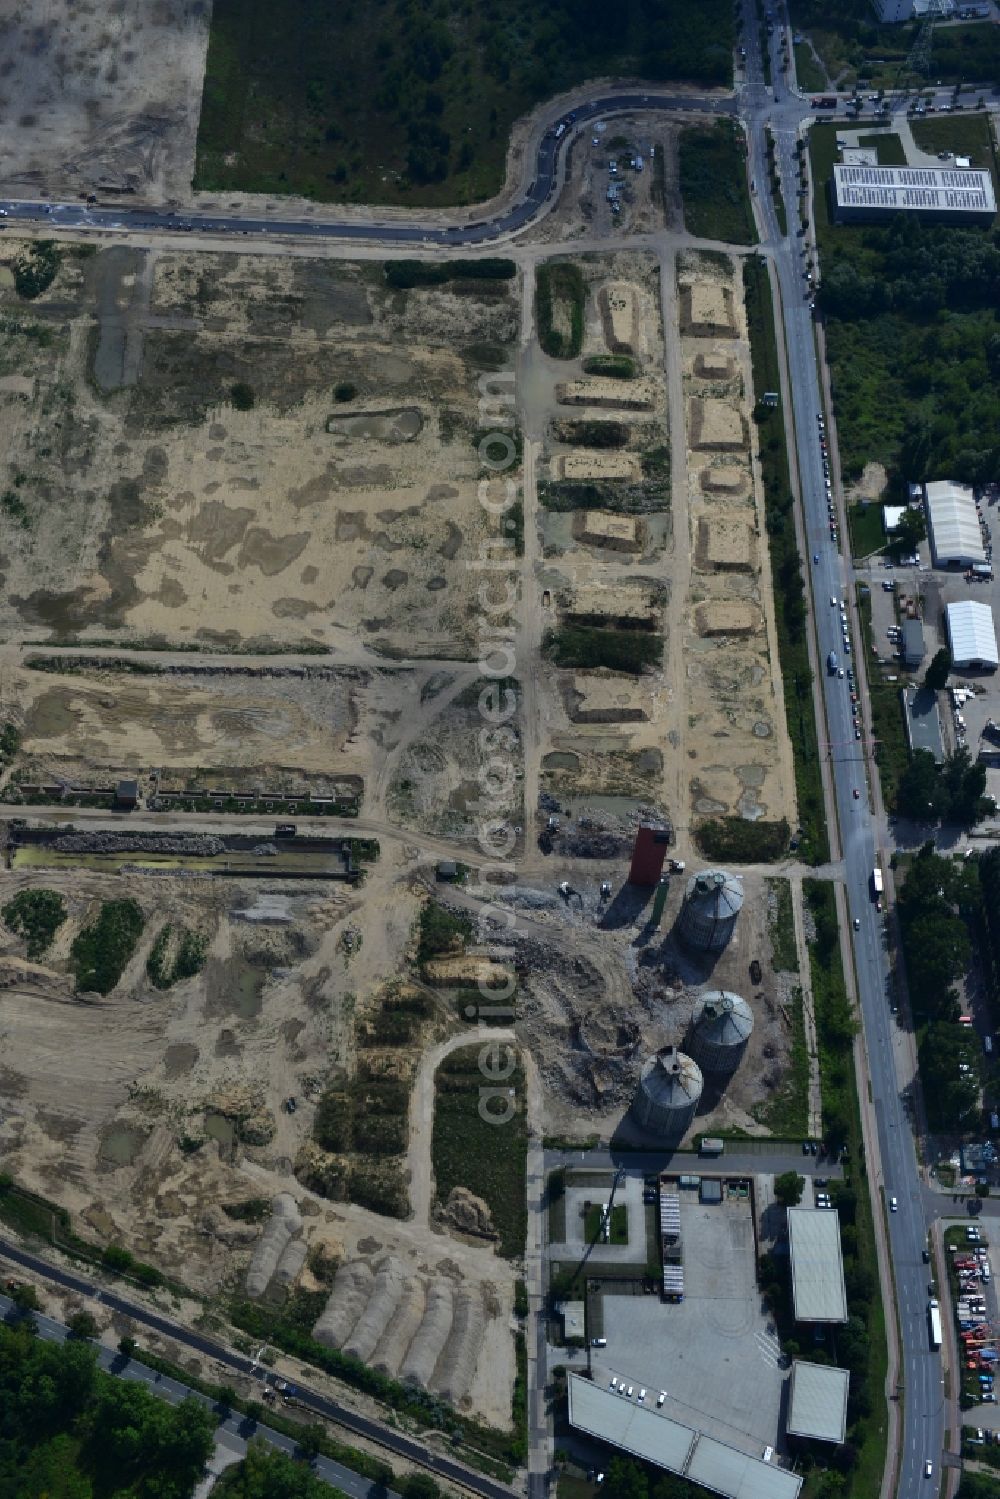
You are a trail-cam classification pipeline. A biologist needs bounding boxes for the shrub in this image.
[230,381,255,410]
[2,888,67,958]
[542,625,662,674]
[536,262,585,358]
[582,354,636,379]
[695,816,790,862]
[334,381,357,401]
[71,899,144,994]
[13,241,60,299]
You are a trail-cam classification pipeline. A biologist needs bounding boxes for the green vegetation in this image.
[854,584,909,810]
[0,1176,169,1292]
[793,41,826,93]
[857,131,907,168]
[543,626,662,674]
[70,899,144,995]
[13,241,60,300]
[1,488,30,528]
[811,115,1000,488]
[0,1320,215,1499]
[792,1,1000,88]
[896,747,990,827]
[581,354,636,379]
[230,382,255,411]
[216,1443,371,1499]
[232,1288,521,1473]
[764,129,786,237]
[678,121,755,244]
[911,111,1000,199]
[957,1469,1000,1499]
[334,381,357,402]
[432,1044,527,1258]
[694,816,789,864]
[847,502,885,560]
[555,420,629,448]
[196,0,733,206]
[773,1171,804,1207]
[146,925,208,990]
[584,1203,628,1244]
[2,888,67,958]
[417,899,472,964]
[767,879,799,973]
[799,880,888,1498]
[742,256,828,864]
[897,845,981,1132]
[754,986,808,1137]
[536,262,586,359]
[538,477,668,515]
[385,258,516,289]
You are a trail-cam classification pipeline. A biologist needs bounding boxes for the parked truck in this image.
[929,1299,942,1350]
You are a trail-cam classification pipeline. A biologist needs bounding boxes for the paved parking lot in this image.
[593,1190,787,1456]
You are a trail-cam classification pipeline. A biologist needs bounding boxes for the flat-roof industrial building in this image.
[832,163,996,226]
[787,1208,848,1324]
[946,600,999,671]
[786,1361,850,1444]
[925,481,987,569]
[567,1376,802,1499]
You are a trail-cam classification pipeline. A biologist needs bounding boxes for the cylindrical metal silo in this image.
[677,869,744,951]
[688,990,753,1074]
[629,1046,703,1139]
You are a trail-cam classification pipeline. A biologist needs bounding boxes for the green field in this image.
[847,502,886,560]
[910,112,1000,202]
[678,121,756,245]
[791,3,1000,89]
[196,0,734,205]
[857,131,906,167]
[793,42,826,94]
[432,1044,527,1258]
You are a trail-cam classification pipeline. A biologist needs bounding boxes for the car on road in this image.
[838,668,845,679]
[925,1462,933,1478]
[610,1376,618,1389]
[853,788,860,799]
[638,1389,646,1402]
[657,1391,666,1407]
[831,596,837,607]
[890,1195,898,1211]
[853,917,860,930]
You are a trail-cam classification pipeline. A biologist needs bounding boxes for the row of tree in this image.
[896,746,991,828]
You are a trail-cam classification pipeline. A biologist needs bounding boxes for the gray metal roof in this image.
[692,992,754,1046]
[567,1377,802,1499]
[567,1375,696,1473]
[639,1047,704,1108]
[786,1361,850,1444]
[685,1435,802,1499]
[787,1208,848,1323]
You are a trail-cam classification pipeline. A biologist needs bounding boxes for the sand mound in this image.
[680,282,737,337]
[573,511,643,553]
[565,675,649,724]
[696,516,754,572]
[599,282,639,354]
[695,601,760,636]
[557,378,656,410]
[700,464,749,496]
[693,351,736,381]
[689,398,746,452]
[559,451,640,481]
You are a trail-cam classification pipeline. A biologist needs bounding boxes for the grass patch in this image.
[542,626,662,674]
[2,888,66,959]
[581,355,636,379]
[679,120,756,244]
[767,878,799,974]
[753,985,808,1136]
[695,817,790,863]
[536,261,585,359]
[554,420,629,448]
[855,584,910,809]
[385,258,515,289]
[417,899,472,965]
[847,502,886,560]
[765,127,787,237]
[146,923,207,990]
[432,1044,527,1259]
[195,0,734,207]
[742,256,828,865]
[538,478,668,515]
[70,899,144,995]
[583,1203,628,1245]
[857,131,906,167]
[794,41,826,93]
[910,112,1000,203]
[13,241,60,300]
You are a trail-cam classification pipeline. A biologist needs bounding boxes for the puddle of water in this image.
[543,751,580,771]
[99,1121,147,1166]
[204,1112,236,1148]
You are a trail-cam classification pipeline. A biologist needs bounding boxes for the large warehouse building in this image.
[787,1208,848,1324]
[832,163,996,226]
[567,1376,802,1499]
[924,480,987,569]
[946,600,999,671]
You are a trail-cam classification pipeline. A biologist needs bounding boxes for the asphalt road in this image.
[0,93,733,249]
[743,7,946,1490]
[0,1236,516,1499]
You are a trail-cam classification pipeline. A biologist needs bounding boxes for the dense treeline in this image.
[897,844,981,1131]
[896,746,991,826]
[197,0,734,205]
[821,214,1000,486]
[0,1321,214,1498]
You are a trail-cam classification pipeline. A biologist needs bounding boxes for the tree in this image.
[891,505,927,556]
[11,1280,40,1312]
[896,749,945,821]
[295,1423,325,1462]
[924,647,950,691]
[774,1172,805,1207]
[68,1311,98,1340]
[403,1476,441,1499]
[605,1457,649,1499]
[118,1336,138,1360]
[230,382,255,411]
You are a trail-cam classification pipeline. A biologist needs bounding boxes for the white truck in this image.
[928,1298,942,1350]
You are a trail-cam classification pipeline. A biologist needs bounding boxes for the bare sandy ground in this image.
[0,1,210,202]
